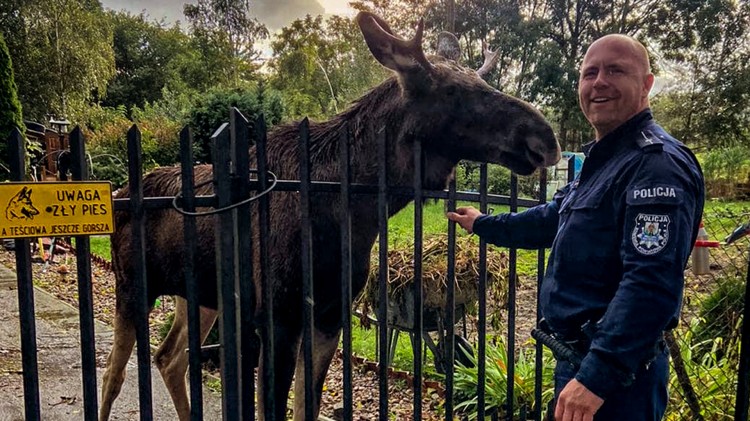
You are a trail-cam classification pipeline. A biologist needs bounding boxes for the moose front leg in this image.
[257,320,301,421]
[292,327,341,421]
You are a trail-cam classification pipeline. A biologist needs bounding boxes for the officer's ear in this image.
[643,73,655,98]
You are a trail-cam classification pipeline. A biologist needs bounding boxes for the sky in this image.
[99,0,355,30]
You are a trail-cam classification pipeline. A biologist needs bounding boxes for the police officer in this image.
[447,34,704,420]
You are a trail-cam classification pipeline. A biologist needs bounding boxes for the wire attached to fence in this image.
[171,169,278,217]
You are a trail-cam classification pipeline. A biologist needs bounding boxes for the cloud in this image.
[254,0,326,30]
[100,0,327,30]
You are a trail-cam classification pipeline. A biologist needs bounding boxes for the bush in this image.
[700,146,750,199]
[692,275,745,362]
[456,162,541,199]
[453,336,555,420]
[186,83,285,164]
[78,103,183,188]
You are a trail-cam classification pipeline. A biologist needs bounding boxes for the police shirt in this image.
[472,109,705,399]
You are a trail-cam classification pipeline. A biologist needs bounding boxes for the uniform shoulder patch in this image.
[637,130,664,152]
[631,213,670,255]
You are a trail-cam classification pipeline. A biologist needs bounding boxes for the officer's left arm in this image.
[575,151,703,399]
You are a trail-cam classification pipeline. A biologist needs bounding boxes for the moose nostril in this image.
[526,147,546,166]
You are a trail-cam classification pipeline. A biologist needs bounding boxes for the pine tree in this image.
[0,31,25,173]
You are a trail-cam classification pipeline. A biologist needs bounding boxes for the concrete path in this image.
[0,263,224,420]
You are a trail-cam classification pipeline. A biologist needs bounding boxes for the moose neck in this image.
[304,77,458,217]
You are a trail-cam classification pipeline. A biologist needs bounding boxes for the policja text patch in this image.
[632,213,670,255]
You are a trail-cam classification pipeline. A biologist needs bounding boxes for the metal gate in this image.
[3,107,750,421]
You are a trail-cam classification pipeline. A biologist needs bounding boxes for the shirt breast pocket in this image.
[557,185,615,265]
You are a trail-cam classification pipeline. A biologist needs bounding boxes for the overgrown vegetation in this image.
[453,336,555,420]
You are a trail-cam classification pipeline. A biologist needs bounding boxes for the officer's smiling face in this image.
[578,35,654,140]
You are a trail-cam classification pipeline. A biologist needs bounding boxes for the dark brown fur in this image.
[99,12,560,421]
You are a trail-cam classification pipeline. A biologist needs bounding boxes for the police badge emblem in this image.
[632,213,670,255]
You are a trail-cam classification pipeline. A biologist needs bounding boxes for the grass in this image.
[72,235,111,260]
[347,318,440,376]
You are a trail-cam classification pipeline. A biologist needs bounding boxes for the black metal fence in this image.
[3,107,750,420]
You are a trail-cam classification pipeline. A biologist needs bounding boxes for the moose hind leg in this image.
[292,327,341,421]
[154,297,217,421]
[99,311,137,421]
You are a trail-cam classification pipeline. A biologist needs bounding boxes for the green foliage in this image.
[692,276,745,362]
[699,146,750,199]
[183,0,269,85]
[0,31,24,175]
[79,103,183,187]
[453,336,555,420]
[1,0,115,120]
[455,163,542,200]
[270,15,388,120]
[186,85,284,163]
[665,319,742,420]
[104,12,204,113]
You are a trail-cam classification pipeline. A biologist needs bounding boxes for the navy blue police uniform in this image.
[472,109,704,420]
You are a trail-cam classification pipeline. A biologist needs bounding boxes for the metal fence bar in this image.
[230,108,255,421]
[534,168,548,421]
[126,125,153,420]
[412,139,424,420]
[9,128,41,421]
[506,172,518,420]
[69,127,99,421]
[178,127,205,421]
[111,186,542,212]
[253,115,276,420]
[444,172,457,420]
[339,124,354,421]
[477,163,489,420]
[377,128,390,421]
[212,122,241,421]
[735,247,750,421]
[298,118,315,421]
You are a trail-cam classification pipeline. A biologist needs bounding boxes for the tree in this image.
[647,0,750,149]
[0,31,25,175]
[183,0,269,85]
[103,12,197,113]
[0,0,115,121]
[269,15,388,119]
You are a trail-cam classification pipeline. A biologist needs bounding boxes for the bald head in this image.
[586,34,651,74]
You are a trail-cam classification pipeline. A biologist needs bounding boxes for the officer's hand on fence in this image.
[554,379,603,421]
[446,207,483,234]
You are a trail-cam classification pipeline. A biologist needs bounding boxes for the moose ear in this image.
[436,32,461,61]
[356,12,433,74]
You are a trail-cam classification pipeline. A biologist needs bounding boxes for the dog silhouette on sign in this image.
[5,187,40,221]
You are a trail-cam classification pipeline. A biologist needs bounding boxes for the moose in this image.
[99,11,560,421]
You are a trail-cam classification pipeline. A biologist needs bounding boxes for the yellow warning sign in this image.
[0,182,114,239]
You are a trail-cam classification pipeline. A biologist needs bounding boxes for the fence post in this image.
[179,126,205,421]
[735,254,750,421]
[253,114,276,420]
[298,118,315,421]
[126,124,154,420]
[212,122,241,421]
[69,127,99,421]
[412,138,424,421]
[9,127,41,420]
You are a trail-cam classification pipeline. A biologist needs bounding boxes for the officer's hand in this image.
[446,206,483,234]
[554,379,604,421]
